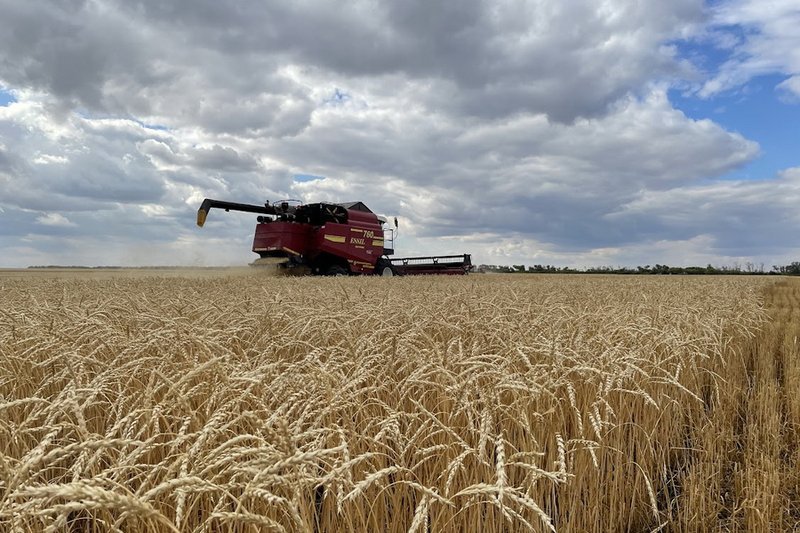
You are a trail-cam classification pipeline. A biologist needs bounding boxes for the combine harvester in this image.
[196,199,471,276]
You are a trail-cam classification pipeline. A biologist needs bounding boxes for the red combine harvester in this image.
[196,198,472,276]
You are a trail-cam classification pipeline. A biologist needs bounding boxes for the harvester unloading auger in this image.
[196,198,472,276]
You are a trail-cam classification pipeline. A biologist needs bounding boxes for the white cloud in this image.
[32,153,68,165]
[36,213,75,226]
[777,76,800,102]
[699,0,800,98]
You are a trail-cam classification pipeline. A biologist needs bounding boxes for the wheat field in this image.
[1,271,798,532]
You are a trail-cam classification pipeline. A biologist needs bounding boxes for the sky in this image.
[0,0,798,269]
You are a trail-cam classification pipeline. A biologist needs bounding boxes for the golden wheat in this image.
[1,270,794,531]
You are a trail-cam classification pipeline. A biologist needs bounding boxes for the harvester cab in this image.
[196,198,471,276]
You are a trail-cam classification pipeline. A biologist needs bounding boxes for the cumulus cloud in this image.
[607,167,800,256]
[36,213,75,226]
[0,0,705,126]
[699,0,800,98]
[281,86,758,250]
[0,0,795,268]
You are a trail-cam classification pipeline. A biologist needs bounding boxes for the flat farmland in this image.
[1,270,799,532]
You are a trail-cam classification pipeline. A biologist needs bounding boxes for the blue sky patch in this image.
[136,120,169,131]
[0,87,17,107]
[669,29,740,76]
[72,110,170,131]
[293,173,325,183]
[323,88,351,106]
[669,72,800,181]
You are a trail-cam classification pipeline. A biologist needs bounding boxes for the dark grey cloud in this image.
[121,0,702,123]
[0,1,153,111]
[0,143,15,173]
[138,141,261,173]
[0,0,704,127]
[0,0,313,135]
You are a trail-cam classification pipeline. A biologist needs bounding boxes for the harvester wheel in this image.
[376,258,395,277]
[325,265,349,277]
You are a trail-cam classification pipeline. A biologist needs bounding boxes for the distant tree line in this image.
[476,261,800,275]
